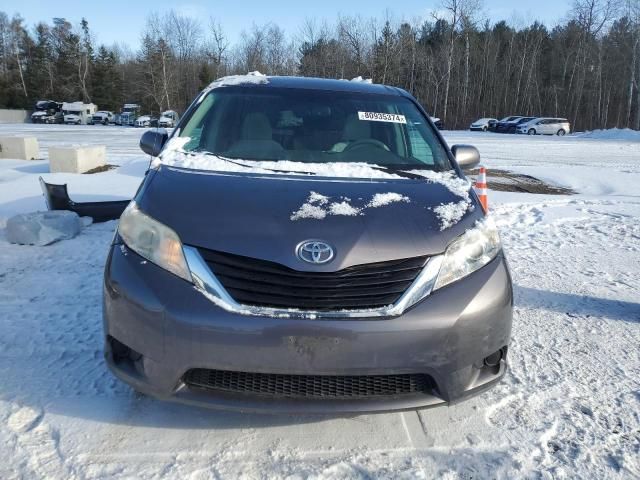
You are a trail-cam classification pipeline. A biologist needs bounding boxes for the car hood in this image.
[136,165,482,271]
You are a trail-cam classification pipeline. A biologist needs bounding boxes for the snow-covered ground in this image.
[0,124,638,479]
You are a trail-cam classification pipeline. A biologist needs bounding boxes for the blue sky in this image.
[7,0,571,48]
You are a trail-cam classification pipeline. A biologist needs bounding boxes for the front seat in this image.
[226,112,285,160]
[331,115,373,152]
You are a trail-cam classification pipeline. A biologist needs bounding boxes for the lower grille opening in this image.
[183,368,434,399]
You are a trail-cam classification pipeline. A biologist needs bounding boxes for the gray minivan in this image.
[517,117,571,136]
[103,75,513,413]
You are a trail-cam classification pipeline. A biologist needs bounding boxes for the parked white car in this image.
[469,118,497,131]
[517,118,571,136]
[134,115,152,128]
[90,111,115,125]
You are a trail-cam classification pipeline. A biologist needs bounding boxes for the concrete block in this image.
[0,136,40,160]
[49,145,106,173]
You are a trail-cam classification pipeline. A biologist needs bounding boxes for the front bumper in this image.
[103,245,513,413]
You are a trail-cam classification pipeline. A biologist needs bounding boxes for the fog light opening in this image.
[109,336,142,364]
[483,349,504,368]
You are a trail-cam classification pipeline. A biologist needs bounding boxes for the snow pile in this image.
[290,203,328,221]
[367,192,410,208]
[433,200,474,230]
[350,76,373,84]
[409,170,472,199]
[290,192,353,220]
[572,128,640,141]
[291,191,412,221]
[307,191,329,205]
[5,210,86,246]
[409,170,473,229]
[329,201,360,216]
[158,144,406,179]
[205,71,268,91]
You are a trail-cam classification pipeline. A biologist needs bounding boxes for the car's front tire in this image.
[557,129,566,136]
[482,126,487,132]
[528,128,536,135]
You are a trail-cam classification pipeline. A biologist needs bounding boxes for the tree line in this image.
[0,0,639,131]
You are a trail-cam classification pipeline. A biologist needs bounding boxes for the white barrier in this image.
[0,109,30,124]
[0,136,40,160]
[49,145,106,173]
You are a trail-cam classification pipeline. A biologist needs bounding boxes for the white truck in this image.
[116,104,141,126]
[158,110,179,128]
[88,111,115,125]
[63,102,97,125]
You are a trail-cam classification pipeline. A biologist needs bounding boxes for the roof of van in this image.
[230,75,409,96]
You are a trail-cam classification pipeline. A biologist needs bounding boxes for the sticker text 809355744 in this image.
[357,111,407,124]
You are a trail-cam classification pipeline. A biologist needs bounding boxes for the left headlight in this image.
[433,217,501,290]
[118,201,192,282]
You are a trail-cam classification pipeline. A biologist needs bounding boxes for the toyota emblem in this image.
[296,240,335,264]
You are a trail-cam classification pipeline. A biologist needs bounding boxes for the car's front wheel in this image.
[528,128,536,135]
[482,126,487,132]
[557,129,566,136]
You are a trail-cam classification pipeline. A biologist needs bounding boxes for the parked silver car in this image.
[517,118,570,136]
[469,118,497,131]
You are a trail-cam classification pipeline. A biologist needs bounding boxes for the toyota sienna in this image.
[103,74,513,413]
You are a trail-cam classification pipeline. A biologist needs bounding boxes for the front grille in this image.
[184,369,434,399]
[197,248,428,310]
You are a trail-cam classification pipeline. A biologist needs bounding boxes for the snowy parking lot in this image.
[0,124,638,479]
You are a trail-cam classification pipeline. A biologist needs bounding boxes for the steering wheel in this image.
[343,139,390,152]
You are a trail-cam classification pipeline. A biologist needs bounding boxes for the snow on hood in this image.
[290,191,410,221]
[406,170,473,230]
[139,166,483,266]
[155,137,474,230]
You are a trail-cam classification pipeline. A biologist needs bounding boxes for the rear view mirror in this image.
[451,144,480,170]
[140,128,169,157]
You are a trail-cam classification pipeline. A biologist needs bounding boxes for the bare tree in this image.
[208,18,229,78]
[434,0,482,123]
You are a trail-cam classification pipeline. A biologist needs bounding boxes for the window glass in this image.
[179,87,451,171]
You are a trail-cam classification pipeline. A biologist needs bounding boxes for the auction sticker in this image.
[358,111,406,124]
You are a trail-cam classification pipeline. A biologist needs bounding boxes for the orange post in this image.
[474,166,488,213]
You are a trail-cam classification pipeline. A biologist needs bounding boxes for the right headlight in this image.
[433,218,502,290]
[117,201,192,282]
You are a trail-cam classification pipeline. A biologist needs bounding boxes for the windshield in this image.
[177,87,451,171]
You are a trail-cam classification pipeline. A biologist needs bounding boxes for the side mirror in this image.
[451,144,480,170]
[140,128,168,157]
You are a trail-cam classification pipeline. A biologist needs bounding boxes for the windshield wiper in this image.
[370,165,428,180]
